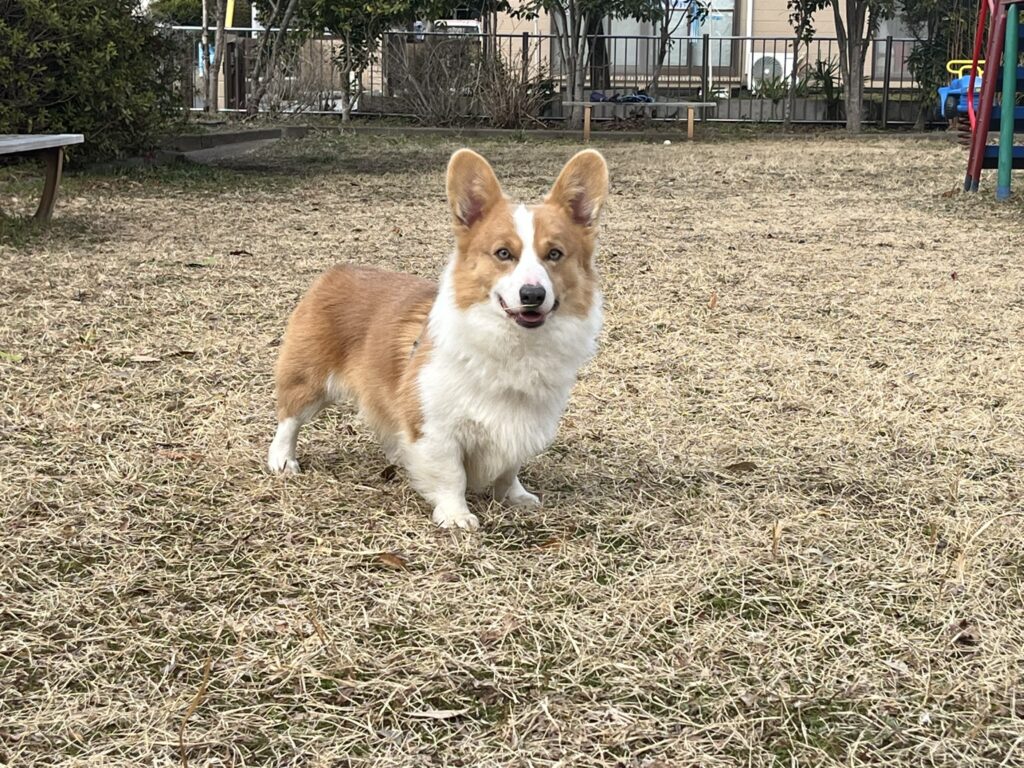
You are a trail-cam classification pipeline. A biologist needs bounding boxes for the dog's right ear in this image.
[446,149,504,230]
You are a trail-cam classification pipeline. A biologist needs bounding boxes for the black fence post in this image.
[522,31,529,83]
[700,33,710,122]
[881,35,893,128]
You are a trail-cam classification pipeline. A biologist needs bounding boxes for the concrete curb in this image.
[159,124,312,152]
[339,124,694,143]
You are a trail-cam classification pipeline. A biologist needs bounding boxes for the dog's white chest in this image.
[414,295,602,490]
[419,354,571,488]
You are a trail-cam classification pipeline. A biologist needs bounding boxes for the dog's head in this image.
[445,149,608,330]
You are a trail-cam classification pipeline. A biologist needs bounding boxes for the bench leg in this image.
[687,108,695,140]
[583,104,592,143]
[34,147,65,221]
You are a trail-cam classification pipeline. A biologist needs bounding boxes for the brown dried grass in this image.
[1,132,1023,767]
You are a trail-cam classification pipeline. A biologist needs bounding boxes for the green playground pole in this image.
[997,3,1019,200]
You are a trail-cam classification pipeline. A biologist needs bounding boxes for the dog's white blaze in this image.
[492,205,555,313]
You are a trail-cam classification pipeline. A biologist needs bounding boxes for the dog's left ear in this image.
[546,149,609,228]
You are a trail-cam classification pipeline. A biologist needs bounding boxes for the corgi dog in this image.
[267,148,609,530]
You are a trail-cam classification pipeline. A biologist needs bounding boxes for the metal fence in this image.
[168,26,927,127]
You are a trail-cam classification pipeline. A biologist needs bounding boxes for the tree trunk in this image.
[832,0,869,134]
[202,0,211,111]
[551,3,587,128]
[648,25,671,97]
[209,0,228,114]
[845,58,863,132]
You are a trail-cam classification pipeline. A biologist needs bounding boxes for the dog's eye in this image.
[546,248,564,262]
[494,248,513,261]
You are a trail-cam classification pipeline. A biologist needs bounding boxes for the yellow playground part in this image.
[947,59,984,78]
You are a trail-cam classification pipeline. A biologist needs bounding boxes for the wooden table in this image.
[0,134,85,220]
[562,101,717,142]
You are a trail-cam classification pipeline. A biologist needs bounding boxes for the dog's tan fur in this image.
[274,266,435,441]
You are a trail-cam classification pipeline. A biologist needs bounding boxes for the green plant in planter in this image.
[806,58,843,120]
[753,75,790,102]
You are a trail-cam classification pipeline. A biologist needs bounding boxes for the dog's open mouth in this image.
[498,296,558,328]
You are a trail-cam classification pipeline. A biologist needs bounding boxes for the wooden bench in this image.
[0,134,85,220]
[562,101,717,142]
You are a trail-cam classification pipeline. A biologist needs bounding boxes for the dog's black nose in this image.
[519,284,546,308]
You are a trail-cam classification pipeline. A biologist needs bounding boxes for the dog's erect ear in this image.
[546,149,609,228]
[446,149,505,230]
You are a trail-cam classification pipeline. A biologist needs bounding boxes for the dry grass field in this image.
[2,132,1023,767]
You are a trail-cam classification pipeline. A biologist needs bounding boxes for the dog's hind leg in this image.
[268,411,314,474]
[268,369,330,475]
[493,466,541,508]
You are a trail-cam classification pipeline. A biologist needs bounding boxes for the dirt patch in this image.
[1,132,1023,767]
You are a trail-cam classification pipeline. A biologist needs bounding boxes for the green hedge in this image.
[149,0,203,25]
[0,0,183,163]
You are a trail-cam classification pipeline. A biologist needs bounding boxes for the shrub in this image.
[149,0,203,25]
[394,37,484,125]
[0,0,183,163]
[477,53,554,129]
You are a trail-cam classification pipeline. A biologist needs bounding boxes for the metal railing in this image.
[166,26,927,126]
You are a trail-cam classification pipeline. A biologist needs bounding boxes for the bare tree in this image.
[248,0,302,115]
[514,0,662,128]
[787,0,895,132]
[647,0,707,98]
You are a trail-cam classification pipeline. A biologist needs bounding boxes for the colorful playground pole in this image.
[997,3,1019,200]
[966,2,1007,191]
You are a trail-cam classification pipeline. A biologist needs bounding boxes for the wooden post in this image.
[34,147,64,221]
[687,107,695,140]
[583,104,592,143]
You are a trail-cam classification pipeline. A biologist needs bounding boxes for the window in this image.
[873,15,920,81]
[690,0,736,69]
[605,0,737,74]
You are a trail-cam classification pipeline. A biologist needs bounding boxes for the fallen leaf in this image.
[375,552,408,571]
[533,538,563,551]
[157,448,203,461]
[707,291,718,311]
[725,461,758,473]
[882,658,911,677]
[409,708,468,720]
[948,618,980,653]
[0,351,24,363]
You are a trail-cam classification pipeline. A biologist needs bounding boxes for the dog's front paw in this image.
[504,486,541,508]
[267,447,301,475]
[432,503,480,531]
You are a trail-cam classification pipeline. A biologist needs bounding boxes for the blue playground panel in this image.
[940,67,1024,119]
[939,74,981,119]
[982,144,1024,169]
